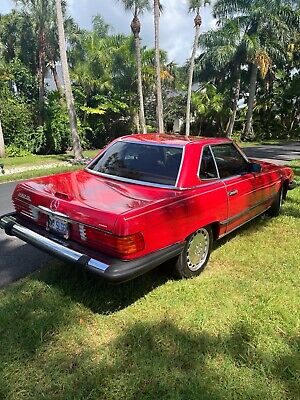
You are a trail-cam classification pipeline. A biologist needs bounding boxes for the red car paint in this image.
[11,135,295,261]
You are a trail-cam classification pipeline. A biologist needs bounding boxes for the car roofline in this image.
[117,134,233,147]
[85,139,185,190]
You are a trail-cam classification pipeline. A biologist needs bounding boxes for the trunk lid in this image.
[13,170,178,232]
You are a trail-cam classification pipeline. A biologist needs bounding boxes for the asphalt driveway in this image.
[0,141,299,288]
[243,141,300,164]
[0,181,50,288]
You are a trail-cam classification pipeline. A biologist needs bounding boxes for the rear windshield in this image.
[88,141,183,186]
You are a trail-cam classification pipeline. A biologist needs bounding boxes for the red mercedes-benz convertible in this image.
[0,135,296,282]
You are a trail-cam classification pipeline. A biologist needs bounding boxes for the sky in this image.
[0,0,216,65]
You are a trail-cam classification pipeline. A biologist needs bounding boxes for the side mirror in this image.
[248,162,262,173]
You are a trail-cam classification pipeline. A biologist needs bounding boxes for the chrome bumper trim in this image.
[1,213,184,283]
[0,214,109,272]
[38,206,69,220]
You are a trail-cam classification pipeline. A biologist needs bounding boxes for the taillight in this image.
[83,227,145,257]
[113,233,145,256]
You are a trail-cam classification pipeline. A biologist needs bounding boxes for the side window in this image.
[199,146,219,180]
[211,144,248,179]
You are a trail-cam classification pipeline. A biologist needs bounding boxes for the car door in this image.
[250,161,282,207]
[210,143,260,233]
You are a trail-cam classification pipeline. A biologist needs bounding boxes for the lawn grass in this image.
[0,161,299,400]
[0,149,99,168]
[0,149,99,183]
[0,165,81,183]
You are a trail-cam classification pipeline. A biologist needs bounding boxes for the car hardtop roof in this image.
[118,134,232,147]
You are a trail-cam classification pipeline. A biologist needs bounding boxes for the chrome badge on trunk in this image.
[18,192,31,202]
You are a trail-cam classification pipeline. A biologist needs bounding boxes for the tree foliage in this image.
[0,0,299,158]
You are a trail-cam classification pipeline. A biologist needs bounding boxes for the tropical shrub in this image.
[0,92,35,150]
[6,59,38,100]
[5,145,32,157]
[44,96,71,154]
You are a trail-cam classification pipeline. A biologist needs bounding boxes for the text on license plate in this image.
[48,216,69,237]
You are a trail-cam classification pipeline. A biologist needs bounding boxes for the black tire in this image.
[267,186,283,217]
[173,226,213,279]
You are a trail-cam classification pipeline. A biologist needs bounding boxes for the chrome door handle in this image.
[228,189,238,196]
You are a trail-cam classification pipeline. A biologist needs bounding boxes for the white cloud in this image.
[155,0,216,64]
[1,0,216,65]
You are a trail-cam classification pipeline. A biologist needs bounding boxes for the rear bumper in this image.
[288,180,297,191]
[0,213,184,283]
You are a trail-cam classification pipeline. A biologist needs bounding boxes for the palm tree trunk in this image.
[51,64,63,97]
[198,118,202,136]
[134,35,147,134]
[154,0,164,134]
[37,28,46,125]
[55,0,83,160]
[133,110,141,133]
[226,63,241,138]
[186,18,201,137]
[0,118,5,158]
[244,63,258,140]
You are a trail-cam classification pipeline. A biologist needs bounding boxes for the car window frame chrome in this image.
[175,145,186,187]
[86,139,185,190]
[86,169,179,190]
[232,141,250,163]
[197,145,220,181]
[209,142,251,181]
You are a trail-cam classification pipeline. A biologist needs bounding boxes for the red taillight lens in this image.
[83,227,145,257]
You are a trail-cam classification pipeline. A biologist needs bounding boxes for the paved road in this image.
[243,141,300,165]
[0,141,299,288]
[0,181,50,288]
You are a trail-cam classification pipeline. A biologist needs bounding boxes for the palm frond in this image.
[188,0,211,13]
[117,0,151,15]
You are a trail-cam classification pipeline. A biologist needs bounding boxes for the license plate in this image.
[48,216,69,238]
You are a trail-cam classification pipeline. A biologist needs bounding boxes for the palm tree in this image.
[214,0,300,139]
[154,0,164,133]
[15,0,56,124]
[227,62,241,138]
[55,0,83,160]
[201,20,246,138]
[47,28,63,96]
[119,0,150,134]
[186,0,210,137]
[0,51,5,158]
[0,118,5,158]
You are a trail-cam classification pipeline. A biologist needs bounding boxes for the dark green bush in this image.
[1,92,35,150]
[7,59,38,100]
[42,95,71,154]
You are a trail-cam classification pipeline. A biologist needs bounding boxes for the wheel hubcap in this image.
[187,229,210,272]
